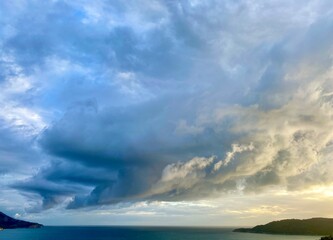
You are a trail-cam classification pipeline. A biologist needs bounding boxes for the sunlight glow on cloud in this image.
[1,0,333,225]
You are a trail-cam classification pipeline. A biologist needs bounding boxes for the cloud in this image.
[1,0,333,216]
[149,73,333,199]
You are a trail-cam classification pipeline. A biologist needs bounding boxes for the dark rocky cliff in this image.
[0,212,43,229]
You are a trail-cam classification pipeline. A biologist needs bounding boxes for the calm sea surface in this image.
[0,227,319,240]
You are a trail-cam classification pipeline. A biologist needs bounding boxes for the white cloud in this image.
[1,0,333,225]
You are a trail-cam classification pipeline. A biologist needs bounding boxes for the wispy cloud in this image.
[1,0,333,224]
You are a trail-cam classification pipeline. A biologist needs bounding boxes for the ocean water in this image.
[0,227,319,240]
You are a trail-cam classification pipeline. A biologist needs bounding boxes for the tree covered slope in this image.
[234,218,333,235]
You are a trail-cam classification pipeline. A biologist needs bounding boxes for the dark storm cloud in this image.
[1,0,199,82]
[1,0,333,212]
[0,117,42,175]
[33,95,237,209]
[12,159,120,211]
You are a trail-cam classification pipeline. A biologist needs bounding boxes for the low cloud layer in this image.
[1,0,333,218]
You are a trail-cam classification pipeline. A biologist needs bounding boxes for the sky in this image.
[1,0,333,227]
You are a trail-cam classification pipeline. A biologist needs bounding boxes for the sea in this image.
[0,227,319,240]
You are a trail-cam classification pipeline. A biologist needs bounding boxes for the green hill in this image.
[234,218,333,235]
